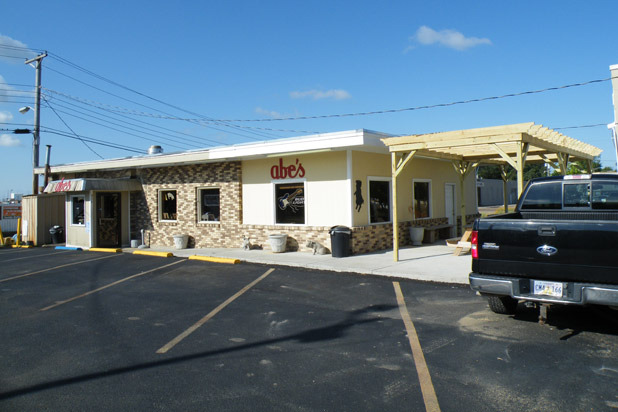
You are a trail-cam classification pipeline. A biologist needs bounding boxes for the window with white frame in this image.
[198,188,220,222]
[275,182,305,224]
[159,190,177,221]
[368,178,391,224]
[71,195,85,225]
[413,180,431,219]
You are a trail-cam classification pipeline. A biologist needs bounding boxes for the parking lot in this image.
[2,248,618,411]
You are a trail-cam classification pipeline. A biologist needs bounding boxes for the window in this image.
[564,183,590,208]
[592,182,618,210]
[199,188,220,222]
[520,182,562,210]
[413,180,431,219]
[275,182,305,224]
[159,190,177,221]
[369,179,391,224]
[71,196,85,225]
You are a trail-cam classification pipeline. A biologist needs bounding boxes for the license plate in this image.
[533,280,563,297]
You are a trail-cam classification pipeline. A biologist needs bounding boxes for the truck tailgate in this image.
[476,218,618,285]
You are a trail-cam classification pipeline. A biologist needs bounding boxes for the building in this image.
[27,129,479,253]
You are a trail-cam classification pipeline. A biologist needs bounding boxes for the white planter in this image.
[268,234,288,253]
[409,227,424,246]
[173,234,188,249]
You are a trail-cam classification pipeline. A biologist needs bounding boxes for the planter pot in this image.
[268,234,288,253]
[173,234,188,249]
[409,227,424,246]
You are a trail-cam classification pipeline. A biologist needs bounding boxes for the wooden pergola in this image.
[381,122,603,261]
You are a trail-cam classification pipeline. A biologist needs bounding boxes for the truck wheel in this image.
[486,295,518,314]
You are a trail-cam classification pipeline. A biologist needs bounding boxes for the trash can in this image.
[329,226,351,258]
[173,234,188,249]
[49,225,64,244]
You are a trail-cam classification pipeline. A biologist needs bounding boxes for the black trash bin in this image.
[329,226,351,258]
[49,225,64,244]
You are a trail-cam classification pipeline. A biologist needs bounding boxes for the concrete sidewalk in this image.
[125,243,472,285]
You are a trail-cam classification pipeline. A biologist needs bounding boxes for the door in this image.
[96,192,121,247]
[445,184,456,237]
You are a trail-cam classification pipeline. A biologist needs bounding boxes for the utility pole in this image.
[24,52,47,195]
[610,64,618,170]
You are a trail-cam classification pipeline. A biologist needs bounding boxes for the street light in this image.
[18,106,32,114]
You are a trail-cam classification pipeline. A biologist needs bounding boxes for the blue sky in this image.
[1,0,617,198]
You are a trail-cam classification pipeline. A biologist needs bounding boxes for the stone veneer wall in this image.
[73,164,480,255]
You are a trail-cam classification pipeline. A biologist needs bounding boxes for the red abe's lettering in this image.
[270,158,305,179]
[55,178,72,192]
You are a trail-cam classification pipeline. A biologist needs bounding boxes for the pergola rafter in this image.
[382,122,602,262]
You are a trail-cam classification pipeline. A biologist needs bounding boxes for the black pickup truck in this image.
[469,173,618,314]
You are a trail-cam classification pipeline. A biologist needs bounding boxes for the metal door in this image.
[96,192,121,248]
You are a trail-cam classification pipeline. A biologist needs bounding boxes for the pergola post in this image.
[516,142,529,198]
[556,153,570,176]
[499,165,509,213]
[452,161,478,236]
[391,151,416,262]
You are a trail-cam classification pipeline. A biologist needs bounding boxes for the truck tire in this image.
[486,295,518,314]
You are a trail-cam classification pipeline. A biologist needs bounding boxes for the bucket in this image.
[268,234,287,253]
[130,239,140,248]
[173,234,188,249]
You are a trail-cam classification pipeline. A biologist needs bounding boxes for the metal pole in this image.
[25,52,47,195]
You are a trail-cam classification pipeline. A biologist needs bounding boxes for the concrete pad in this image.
[125,243,472,285]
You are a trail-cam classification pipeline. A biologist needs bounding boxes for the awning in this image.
[43,178,143,193]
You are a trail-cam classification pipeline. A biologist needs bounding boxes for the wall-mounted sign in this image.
[52,178,80,192]
[271,158,305,180]
[2,205,21,219]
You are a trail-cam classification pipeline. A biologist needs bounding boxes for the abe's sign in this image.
[270,158,305,180]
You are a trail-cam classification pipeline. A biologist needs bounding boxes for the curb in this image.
[188,255,242,264]
[89,248,122,253]
[133,250,173,258]
[11,244,33,248]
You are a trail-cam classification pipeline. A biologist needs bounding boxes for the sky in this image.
[1,0,617,198]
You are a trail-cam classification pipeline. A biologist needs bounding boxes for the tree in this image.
[477,163,548,181]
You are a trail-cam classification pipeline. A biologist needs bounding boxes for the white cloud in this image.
[0,34,35,63]
[290,89,351,101]
[0,134,21,147]
[255,107,284,119]
[0,111,13,123]
[409,26,491,51]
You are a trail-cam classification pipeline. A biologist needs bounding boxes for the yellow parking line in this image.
[0,254,118,283]
[393,281,441,412]
[156,268,275,354]
[40,260,186,312]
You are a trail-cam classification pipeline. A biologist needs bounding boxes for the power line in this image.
[219,77,616,122]
[46,99,203,149]
[554,123,609,130]
[45,60,277,141]
[44,92,227,146]
[47,107,191,151]
[41,129,145,154]
[42,95,104,159]
[48,53,282,140]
